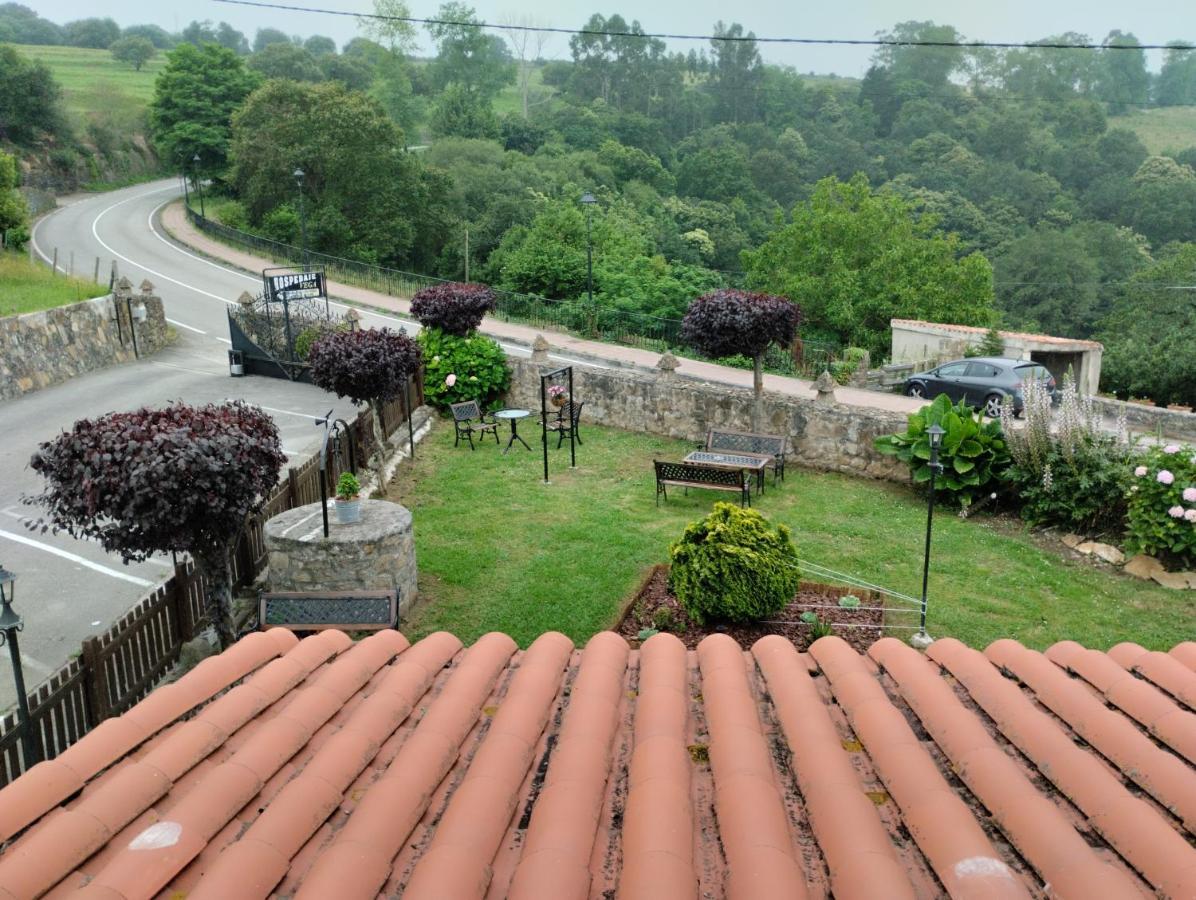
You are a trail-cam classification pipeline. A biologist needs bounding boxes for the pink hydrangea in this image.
[1185,487,1196,503]
[1169,505,1185,518]
[445,373,457,387]
[1186,509,1196,523]
[1134,466,1148,477]
[1163,444,1181,454]
[1158,470,1175,485]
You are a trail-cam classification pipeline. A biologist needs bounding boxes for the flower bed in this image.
[1128,444,1196,568]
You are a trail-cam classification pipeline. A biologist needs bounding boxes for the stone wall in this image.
[0,277,168,402]
[505,355,908,481]
[1092,396,1196,442]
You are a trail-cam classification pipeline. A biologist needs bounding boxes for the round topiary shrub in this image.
[668,503,801,625]
[410,282,497,337]
[418,327,510,410]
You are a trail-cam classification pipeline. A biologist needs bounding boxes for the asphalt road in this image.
[0,179,422,708]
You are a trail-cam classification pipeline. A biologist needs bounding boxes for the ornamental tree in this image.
[308,327,422,472]
[410,282,496,336]
[26,402,286,649]
[680,288,800,430]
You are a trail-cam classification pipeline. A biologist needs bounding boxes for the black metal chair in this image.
[545,400,584,448]
[449,400,499,450]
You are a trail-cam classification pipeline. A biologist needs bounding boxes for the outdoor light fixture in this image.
[916,423,947,646]
[0,566,39,765]
[191,154,205,218]
[294,168,309,269]
[580,193,597,335]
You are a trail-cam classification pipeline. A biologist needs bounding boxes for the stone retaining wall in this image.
[505,354,908,481]
[0,277,168,402]
[1092,396,1196,442]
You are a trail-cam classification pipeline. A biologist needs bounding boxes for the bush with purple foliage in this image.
[410,282,497,336]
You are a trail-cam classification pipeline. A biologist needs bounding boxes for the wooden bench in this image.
[705,429,788,483]
[259,589,400,633]
[654,460,751,508]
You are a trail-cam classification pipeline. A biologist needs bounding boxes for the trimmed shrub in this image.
[669,503,800,625]
[410,282,497,336]
[1126,444,1196,567]
[418,327,510,409]
[875,393,1011,508]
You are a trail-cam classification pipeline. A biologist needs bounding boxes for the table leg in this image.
[503,418,532,454]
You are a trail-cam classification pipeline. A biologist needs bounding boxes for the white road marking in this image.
[230,401,323,421]
[0,529,155,587]
[150,361,222,378]
[166,317,206,334]
[215,337,232,345]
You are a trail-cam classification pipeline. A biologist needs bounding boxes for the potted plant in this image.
[548,384,568,408]
[335,472,362,524]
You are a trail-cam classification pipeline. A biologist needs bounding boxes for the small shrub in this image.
[418,327,510,410]
[336,471,360,500]
[838,594,861,609]
[799,610,818,624]
[652,605,679,633]
[636,627,659,641]
[1126,444,1196,567]
[809,616,836,640]
[410,282,496,336]
[874,393,1011,508]
[964,327,1005,358]
[669,503,800,626]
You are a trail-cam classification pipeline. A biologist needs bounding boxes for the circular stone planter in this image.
[264,500,417,616]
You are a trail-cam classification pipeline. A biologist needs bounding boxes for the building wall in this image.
[0,281,169,402]
[505,356,909,482]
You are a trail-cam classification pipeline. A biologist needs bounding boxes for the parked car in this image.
[902,357,1056,418]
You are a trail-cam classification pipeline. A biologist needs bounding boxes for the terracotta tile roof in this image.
[891,318,1104,350]
[0,630,1194,899]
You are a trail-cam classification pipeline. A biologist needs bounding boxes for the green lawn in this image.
[14,44,163,132]
[388,420,1192,652]
[1109,107,1196,155]
[0,252,108,316]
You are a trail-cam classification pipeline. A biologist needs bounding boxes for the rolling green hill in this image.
[1109,107,1196,155]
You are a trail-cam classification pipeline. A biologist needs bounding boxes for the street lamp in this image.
[0,566,40,766]
[294,168,308,270]
[915,423,946,647]
[580,192,597,335]
[192,154,205,218]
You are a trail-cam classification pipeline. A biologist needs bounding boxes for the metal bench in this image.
[654,460,751,508]
[705,429,788,483]
[259,589,399,632]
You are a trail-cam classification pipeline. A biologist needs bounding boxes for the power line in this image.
[212,0,1189,52]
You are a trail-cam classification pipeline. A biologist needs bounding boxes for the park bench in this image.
[258,589,400,633]
[705,429,788,483]
[654,460,752,508]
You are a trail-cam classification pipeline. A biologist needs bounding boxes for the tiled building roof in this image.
[891,318,1104,350]
[0,628,1193,899]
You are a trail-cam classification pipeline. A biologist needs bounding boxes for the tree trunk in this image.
[752,353,764,432]
[196,548,236,650]
[368,399,389,478]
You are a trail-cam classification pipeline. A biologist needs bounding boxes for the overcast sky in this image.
[28,0,1190,74]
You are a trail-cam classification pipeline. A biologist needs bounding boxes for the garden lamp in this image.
[0,566,39,765]
[916,423,947,646]
[580,192,597,335]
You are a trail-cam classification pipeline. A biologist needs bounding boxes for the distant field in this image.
[13,43,163,132]
[1109,107,1196,155]
[492,64,557,119]
[0,252,108,317]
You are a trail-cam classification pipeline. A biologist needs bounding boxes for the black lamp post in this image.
[294,167,308,270]
[0,566,39,766]
[916,424,946,645]
[192,154,205,218]
[580,192,597,336]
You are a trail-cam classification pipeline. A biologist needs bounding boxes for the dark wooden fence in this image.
[0,374,423,786]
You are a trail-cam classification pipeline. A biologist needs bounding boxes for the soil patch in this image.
[617,565,885,654]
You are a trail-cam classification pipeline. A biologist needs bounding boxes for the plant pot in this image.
[335,498,362,524]
[551,395,567,408]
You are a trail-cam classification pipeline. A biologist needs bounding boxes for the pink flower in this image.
[1164,444,1181,454]
[1134,466,1148,477]
[445,373,457,387]
[1185,487,1196,503]
[1157,470,1175,485]
[1185,509,1196,523]
[1170,505,1185,519]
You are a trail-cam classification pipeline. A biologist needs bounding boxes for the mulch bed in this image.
[616,565,885,654]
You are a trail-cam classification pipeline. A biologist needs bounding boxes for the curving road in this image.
[1,179,416,708]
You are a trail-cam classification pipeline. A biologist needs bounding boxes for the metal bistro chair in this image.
[544,400,584,449]
[449,400,499,450]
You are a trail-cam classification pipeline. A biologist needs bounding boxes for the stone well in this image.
[264,500,418,615]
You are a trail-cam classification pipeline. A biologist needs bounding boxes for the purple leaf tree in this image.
[681,289,801,430]
[410,282,496,336]
[308,327,422,473]
[26,401,287,648]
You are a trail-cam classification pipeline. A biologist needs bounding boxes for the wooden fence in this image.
[0,374,423,786]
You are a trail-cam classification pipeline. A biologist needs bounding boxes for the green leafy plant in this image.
[875,393,1011,507]
[669,503,800,625]
[636,627,659,641]
[336,471,361,501]
[652,605,679,633]
[1125,444,1196,567]
[838,594,861,609]
[808,616,836,640]
[799,610,818,624]
[418,327,511,410]
[964,327,1005,358]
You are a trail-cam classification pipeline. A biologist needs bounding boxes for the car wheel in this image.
[984,394,1003,418]
[906,382,925,399]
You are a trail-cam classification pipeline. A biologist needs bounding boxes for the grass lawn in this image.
[0,252,108,317]
[1109,107,1196,155]
[389,419,1193,652]
[14,44,163,132]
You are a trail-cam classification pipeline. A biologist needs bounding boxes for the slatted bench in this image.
[259,589,400,633]
[705,429,788,483]
[654,460,752,508]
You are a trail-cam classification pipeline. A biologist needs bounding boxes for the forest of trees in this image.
[4,3,1196,399]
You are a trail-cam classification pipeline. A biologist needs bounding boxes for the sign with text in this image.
[264,269,325,302]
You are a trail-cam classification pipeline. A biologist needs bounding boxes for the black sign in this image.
[265,270,324,302]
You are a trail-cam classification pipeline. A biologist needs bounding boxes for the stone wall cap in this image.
[531,334,551,352]
[655,351,680,372]
[264,500,412,545]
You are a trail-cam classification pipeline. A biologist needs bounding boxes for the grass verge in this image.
[388,419,1192,651]
[0,252,108,317]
